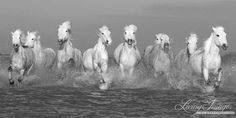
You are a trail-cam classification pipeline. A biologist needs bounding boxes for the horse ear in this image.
[133,25,137,32]
[27,31,30,35]
[11,32,14,35]
[212,26,216,32]
[37,35,40,41]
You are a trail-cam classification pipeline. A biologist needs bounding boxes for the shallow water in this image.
[1,53,236,117]
[0,87,235,118]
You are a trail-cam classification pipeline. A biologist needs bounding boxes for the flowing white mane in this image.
[58,21,72,41]
[124,24,137,32]
[12,29,23,44]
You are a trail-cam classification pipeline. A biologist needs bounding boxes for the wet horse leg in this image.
[203,67,210,85]
[18,69,25,87]
[214,68,222,88]
[120,64,125,77]
[8,65,14,85]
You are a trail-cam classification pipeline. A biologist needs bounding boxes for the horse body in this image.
[174,33,198,70]
[8,29,35,85]
[119,43,139,69]
[25,31,56,69]
[144,33,172,77]
[189,26,227,88]
[83,26,112,90]
[57,21,83,71]
[114,24,141,77]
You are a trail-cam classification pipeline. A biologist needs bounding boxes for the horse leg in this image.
[203,68,210,85]
[8,65,14,85]
[129,67,134,77]
[214,68,222,88]
[100,61,108,84]
[17,69,25,87]
[120,64,125,77]
[26,64,34,75]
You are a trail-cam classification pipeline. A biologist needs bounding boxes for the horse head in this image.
[99,26,112,46]
[157,33,171,53]
[25,31,40,48]
[124,24,137,48]
[57,21,72,46]
[186,33,198,57]
[212,26,227,50]
[11,29,24,52]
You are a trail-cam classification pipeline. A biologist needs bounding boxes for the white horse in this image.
[114,24,141,77]
[189,26,227,88]
[83,26,112,89]
[144,33,172,78]
[174,33,198,70]
[8,29,35,85]
[57,21,83,72]
[24,31,56,69]
[144,33,164,67]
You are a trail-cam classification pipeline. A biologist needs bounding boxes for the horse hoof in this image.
[100,79,105,84]
[214,81,221,89]
[205,80,210,85]
[18,78,23,83]
[99,83,109,90]
[9,79,14,85]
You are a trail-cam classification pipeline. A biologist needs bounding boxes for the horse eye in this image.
[216,34,220,37]
[124,32,127,35]
[101,33,104,35]
[32,38,34,40]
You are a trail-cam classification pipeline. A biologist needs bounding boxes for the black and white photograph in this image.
[0,0,236,117]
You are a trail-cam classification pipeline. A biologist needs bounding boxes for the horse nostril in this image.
[222,44,227,50]
[164,43,169,47]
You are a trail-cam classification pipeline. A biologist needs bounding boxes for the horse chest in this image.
[120,49,136,66]
[58,50,67,62]
[94,50,108,61]
[12,53,24,69]
[204,54,221,69]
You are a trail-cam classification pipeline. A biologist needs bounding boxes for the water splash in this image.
[1,53,236,93]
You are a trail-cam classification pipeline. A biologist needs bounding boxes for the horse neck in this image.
[124,42,135,52]
[33,41,42,52]
[94,38,106,51]
[204,33,219,55]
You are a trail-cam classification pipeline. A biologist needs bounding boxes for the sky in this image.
[0,0,235,55]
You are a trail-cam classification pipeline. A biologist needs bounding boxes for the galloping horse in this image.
[83,26,112,89]
[8,29,35,85]
[144,33,172,78]
[57,21,83,72]
[144,33,164,67]
[189,26,228,88]
[174,33,198,70]
[114,24,141,77]
[24,31,56,69]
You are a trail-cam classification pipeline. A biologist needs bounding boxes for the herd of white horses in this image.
[7,21,228,91]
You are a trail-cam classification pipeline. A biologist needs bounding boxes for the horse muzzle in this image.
[222,44,227,50]
[164,43,169,52]
[13,44,19,52]
[127,39,133,45]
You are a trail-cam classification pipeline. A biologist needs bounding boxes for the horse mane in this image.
[203,33,213,53]
[124,24,137,32]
